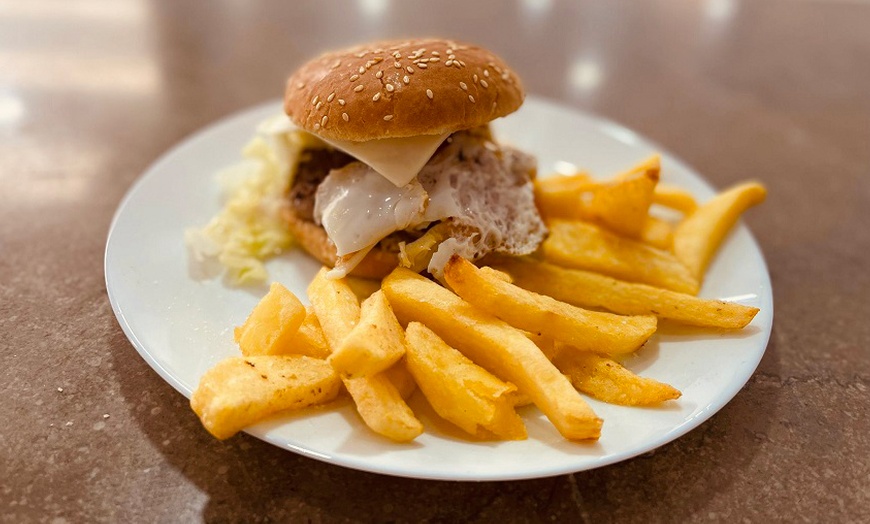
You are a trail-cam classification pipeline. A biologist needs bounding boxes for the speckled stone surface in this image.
[2,0,868,522]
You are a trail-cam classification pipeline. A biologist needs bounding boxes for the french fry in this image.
[673,181,767,280]
[307,268,360,349]
[585,155,660,238]
[288,307,331,359]
[234,282,306,356]
[382,358,417,399]
[552,348,681,406]
[190,355,341,439]
[533,172,593,220]
[653,183,699,214]
[444,256,656,354]
[342,373,422,441]
[345,276,381,302]
[382,268,603,440]
[491,257,758,329]
[542,219,700,295]
[638,216,674,250]
[405,322,527,440]
[307,268,423,442]
[329,291,406,378]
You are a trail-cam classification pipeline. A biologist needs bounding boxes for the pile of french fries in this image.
[190,155,767,443]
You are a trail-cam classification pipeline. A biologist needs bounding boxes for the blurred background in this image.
[2,0,868,521]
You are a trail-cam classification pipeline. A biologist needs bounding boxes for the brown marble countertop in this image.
[2,0,868,521]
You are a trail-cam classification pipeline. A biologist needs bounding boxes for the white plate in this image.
[105,97,772,481]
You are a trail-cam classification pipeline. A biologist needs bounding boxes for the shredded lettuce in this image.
[185,115,315,286]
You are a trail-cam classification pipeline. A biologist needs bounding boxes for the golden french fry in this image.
[585,156,660,238]
[542,219,700,295]
[673,181,767,280]
[638,216,674,250]
[552,348,681,406]
[444,256,656,354]
[345,276,381,302]
[653,183,699,214]
[234,282,306,357]
[329,290,406,378]
[342,373,422,442]
[533,172,593,219]
[478,266,513,283]
[492,257,758,329]
[307,268,423,442]
[190,355,341,439]
[306,268,360,349]
[287,307,331,359]
[382,268,603,440]
[382,358,417,399]
[405,322,527,440]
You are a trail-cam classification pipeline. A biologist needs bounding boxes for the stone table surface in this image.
[2,0,868,522]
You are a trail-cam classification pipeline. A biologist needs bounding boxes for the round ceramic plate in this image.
[105,97,772,481]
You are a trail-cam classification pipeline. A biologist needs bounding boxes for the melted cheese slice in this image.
[321,133,450,187]
[314,164,428,256]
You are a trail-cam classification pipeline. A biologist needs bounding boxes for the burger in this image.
[280,38,547,279]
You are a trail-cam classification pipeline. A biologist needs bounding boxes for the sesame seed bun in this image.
[281,206,397,279]
[284,38,525,141]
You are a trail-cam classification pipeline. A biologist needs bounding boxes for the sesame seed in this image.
[429,57,440,62]
[350,74,360,82]
[473,74,478,83]
[332,60,341,69]
[376,70,384,79]
[484,69,490,77]
[445,60,453,67]
[459,82,468,91]
[431,51,440,56]
[338,99,346,106]
[327,92,335,102]
[384,115,394,121]
[403,75,410,84]
[393,51,402,58]
[297,82,305,89]
[358,66,365,74]
[426,89,434,99]
[418,62,428,69]
[386,84,395,92]
[394,61,401,68]
[373,56,383,63]
[315,101,322,110]
[342,112,349,121]
[321,115,328,127]
[406,66,414,74]
[468,95,475,103]
[354,84,364,92]
[312,95,319,106]
[373,92,381,101]
[480,79,489,88]
[459,60,466,67]
[314,123,321,131]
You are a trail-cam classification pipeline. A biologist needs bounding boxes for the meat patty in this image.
[288,148,355,221]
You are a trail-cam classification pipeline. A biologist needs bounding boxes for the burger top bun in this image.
[284,38,525,141]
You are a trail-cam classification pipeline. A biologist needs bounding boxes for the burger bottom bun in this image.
[282,208,397,280]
